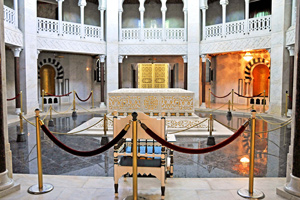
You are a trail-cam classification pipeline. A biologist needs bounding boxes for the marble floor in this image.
[2,174,287,200]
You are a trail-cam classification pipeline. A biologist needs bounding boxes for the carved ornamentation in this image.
[4,26,23,47]
[286,27,295,46]
[119,44,187,55]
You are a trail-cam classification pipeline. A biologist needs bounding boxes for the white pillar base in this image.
[200,102,206,109]
[100,102,106,109]
[15,108,21,115]
[287,109,292,117]
[0,170,20,198]
[284,173,300,197]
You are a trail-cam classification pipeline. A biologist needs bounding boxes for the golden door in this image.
[40,65,56,96]
[138,63,169,88]
[252,64,269,97]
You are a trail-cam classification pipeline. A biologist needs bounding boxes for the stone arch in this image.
[244,57,270,82]
[38,58,64,79]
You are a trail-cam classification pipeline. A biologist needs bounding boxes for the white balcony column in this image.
[139,0,145,41]
[245,0,249,34]
[292,0,296,26]
[78,0,87,38]
[98,0,106,41]
[161,0,167,41]
[220,0,228,37]
[56,0,64,36]
[13,0,18,28]
[182,0,188,41]
[200,0,208,40]
[118,0,124,41]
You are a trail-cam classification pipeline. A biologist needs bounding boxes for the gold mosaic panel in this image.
[144,96,159,110]
[138,63,168,88]
[109,96,141,110]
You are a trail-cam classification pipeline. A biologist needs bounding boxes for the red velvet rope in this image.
[210,91,231,98]
[234,92,262,99]
[46,92,72,97]
[6,93,20,101]
[140,120,249,154]
[75,92,92,102]
[41,123,129,157]
[289,95,293,102]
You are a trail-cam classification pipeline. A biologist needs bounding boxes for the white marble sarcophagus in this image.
[108,88,194,117]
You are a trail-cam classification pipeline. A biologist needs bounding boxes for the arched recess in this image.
[244,58,270,97]
[40,65,56,96]
[38,58,64,96]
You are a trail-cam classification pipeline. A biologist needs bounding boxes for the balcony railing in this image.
[3,5,15,26]
[205,15,271,40]
[37,17,103,40]
[121,28,185,41]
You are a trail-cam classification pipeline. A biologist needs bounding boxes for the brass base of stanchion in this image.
[123,196,147,200]
[237,188,264,199]
[28,183,54,194]
[100,136,109,145]
[90,106,96,109]
[48,119,54,127]
[17,133,26,142]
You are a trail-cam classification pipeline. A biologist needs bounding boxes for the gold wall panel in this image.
[40,65,55,95]
[252,64,269,97]
[138,63,168,88]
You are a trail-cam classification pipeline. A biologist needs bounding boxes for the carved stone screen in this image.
[138,63,169,88]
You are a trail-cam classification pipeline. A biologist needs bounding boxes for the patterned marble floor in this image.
[2,174,287,200]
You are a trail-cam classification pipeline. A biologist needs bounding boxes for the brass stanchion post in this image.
[209,88,211,109]
[72,90,77,117]
[262,90,266,113]
[42,89,45,112]
[207,114,215,146]
[231,89,234,111]
[91,90,95,109]
[17,112,25,142]
[125,112,146,200]
[48,105,54,127]
[101,114,109,145]
[285,91,288,117]
[20,91,23,114]
[28,109,53,194]
[237,110,264,199]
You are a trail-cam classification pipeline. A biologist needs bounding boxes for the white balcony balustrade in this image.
[36,17,103,41]
[205,15,271,40]
[3,5,15,26]
[121,28,185,42]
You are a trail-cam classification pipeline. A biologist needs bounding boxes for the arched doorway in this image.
[40,65,56,96]
[252,64,269,96]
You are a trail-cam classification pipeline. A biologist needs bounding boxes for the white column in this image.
[161,0,167,41]
[220,0,228,37]
[119,11,123,41]
[13,0,18,28]
[245,0,249,34]
[292,0,296,26]
[56,0,64,36]
[78,0,87,38]
[183,1,188,41]
[188,0,200,107]
[98,0,106,41]
[200,0,208,40]
[139,0,145,41]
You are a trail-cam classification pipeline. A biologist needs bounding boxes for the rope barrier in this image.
[75,92,92,102]
[52,118,103,135]
[45,92,72,97]
[6,93,20,101]
[234,92,262,98]
[256,114,292,125]
[168,119,208,134]
[21,115,36,127]
[76,103,99,114]
[40,120,130,157]
[140,119,249,154]
[42,108,51,121]
[200,103,228,113]
[210,91,231,99]
[51,104,73,114]
[213,118,242,132]
[232,104,253,111]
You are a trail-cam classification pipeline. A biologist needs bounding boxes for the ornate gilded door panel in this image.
[138,63,169,88]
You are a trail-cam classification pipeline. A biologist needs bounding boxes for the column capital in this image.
[139,0,145,12]
[244,0,250,3]
[100,55,106,63]
[287,45,295,56]
[182,55,188,63]
[161,0,167,12]
[78,0,87,7]
[220,0,229,6]
[56,0,64,2]
[118,56,124,63]
[182,0,188,11]
[98,0,107,10]
[11,47,22,57]
[200,0,208,10]
[119,0,124,12]
[201,55,207,62]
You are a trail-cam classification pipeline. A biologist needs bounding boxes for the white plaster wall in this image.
[5,49,15,107]
[122,3,184,28]
[122,56,184,88]
[38,52,100,103]
[63,1,99,26]
[207,0,245,26]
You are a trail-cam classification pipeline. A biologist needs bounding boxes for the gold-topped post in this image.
[208,88,211,109]
[73,90,76,111]
[262,90,266,113]
[42,90,45,112]
[228,100,231,111]
[207,114,216,146]
[231,89,234,111]
[28,109,54,194]
[237,110,264,199]
[48,105,54,127]
[20,91,23,114]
